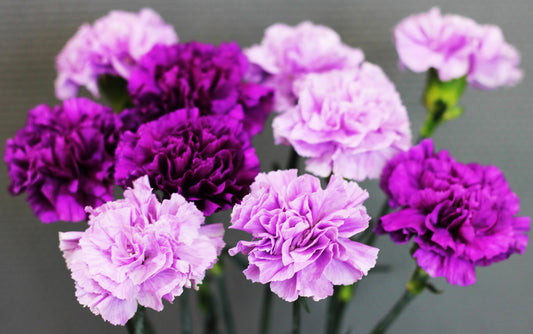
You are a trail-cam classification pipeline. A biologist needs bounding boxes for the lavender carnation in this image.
[394,7,522,89]
[4,98,121,223]
[376,139,530,285]
[123,42,273,135]
[246,21,364,111]
[273,64,411,181]
[229,170,378,302]
[115,108,260,216]
[59,176,224,325]
[55,8,178,99]
[468,25,523,89]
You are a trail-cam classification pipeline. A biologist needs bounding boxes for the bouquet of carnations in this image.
[4,7,529,334]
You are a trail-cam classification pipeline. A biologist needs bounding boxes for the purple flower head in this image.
[59,176,225,325]
[394,7,522,89]
[229,170,378,302]
[4,98,122,223]
[115,108,260,216]
[376,139,530,285]
[273,63,411,181]
[246,21,364,111]
[123,42,273,135]
[55,8,178,99]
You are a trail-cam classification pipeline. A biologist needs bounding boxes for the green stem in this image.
[259,285,273,334]
[325,284,358,334]
[370,289,415,334]
[180,290,192,334]
[126,306,155,334]
[198,278,220,334]
[291,298,301,334]
[369,266,429,334]
[215,259,236,334]
[419,102,446,139]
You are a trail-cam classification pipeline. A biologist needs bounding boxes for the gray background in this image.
[1,0,532,333]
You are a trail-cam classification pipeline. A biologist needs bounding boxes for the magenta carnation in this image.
[59,176,225,325]
[55,8,178,99]
[394,7,522,89]
[122,42,273,135]
[246,21,364,111]
[115,108,260,216]
[4,98,122,223]
[273,64,411,181]
[229,170,379,302]
[376,139,530,285]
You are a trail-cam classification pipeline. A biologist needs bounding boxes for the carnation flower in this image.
[376,139,530,285]
[229,169,379,302]
[394,7,522,89]
[273,64,411,181]
[115,108,260,216]
[55,8,178,99]
[4,98,122,223]
[246,21,364,111]
[59,176,224,325]
[123,42,273,135]
[468,25,523,89]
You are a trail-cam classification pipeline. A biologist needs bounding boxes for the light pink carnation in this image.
[59,176,224,325]
[273,63,411,181]
[55,8,178,99]
[395,7,522,89]
[246,21,364,111]
[230,170,378,302]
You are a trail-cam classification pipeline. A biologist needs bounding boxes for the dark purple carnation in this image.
[4,98,122,223]
[115,108,260,215]
[122,42,273,135]
[376,139,529,285]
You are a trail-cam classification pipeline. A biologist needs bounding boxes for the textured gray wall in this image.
[1,0,532,333]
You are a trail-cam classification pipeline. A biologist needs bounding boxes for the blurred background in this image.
[1,0,532,333]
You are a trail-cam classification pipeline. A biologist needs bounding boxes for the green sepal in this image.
[406,267,430,296]
[420,68,467,138]
[443,106,464,121]
[338,285,353,303]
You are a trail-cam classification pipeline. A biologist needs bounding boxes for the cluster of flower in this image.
[6,8,273,325]
[7,9,273,223]
[3,6,529,328]
[248,21,412,181]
